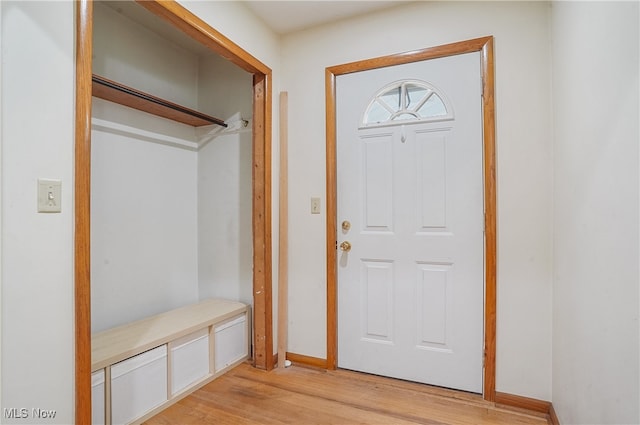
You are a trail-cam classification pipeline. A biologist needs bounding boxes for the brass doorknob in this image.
[340,241,352,252]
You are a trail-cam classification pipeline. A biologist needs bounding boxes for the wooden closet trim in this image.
[324,36,496,401]
[75,1,93,423]
[75,1,273,422]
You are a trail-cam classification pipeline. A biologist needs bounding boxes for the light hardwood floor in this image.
[145,363,550,425]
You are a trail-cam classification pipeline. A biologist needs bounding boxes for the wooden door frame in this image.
[325,36,496,401]
[75,1,273,422]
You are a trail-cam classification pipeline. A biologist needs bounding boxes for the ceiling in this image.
[243,1,412,35]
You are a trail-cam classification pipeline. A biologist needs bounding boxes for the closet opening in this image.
[75,1,273,423]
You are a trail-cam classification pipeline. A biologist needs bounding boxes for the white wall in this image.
[551,2,639,423]
[91,3,203,332]
[1,1,74,423]
[281,1,553,400]
[198,130,253,304]
[198,54,253,122]
[91,101,200,333]
[197,54,254,305]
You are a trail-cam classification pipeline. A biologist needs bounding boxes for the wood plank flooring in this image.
[145,363,550,425]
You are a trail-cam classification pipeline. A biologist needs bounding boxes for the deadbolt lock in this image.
[342,220,351,231]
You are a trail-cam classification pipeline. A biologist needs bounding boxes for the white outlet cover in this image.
[38,179,62,213]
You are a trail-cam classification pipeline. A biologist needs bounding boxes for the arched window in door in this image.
[362,79,453,128]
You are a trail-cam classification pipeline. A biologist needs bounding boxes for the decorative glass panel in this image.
[417,93,447,117]
[380,88,401,111]
[362,80,453,127]
[406,84,430,110]
[368,101,393,123]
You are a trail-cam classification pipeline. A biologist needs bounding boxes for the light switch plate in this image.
[311,197,321,214]
[38,179,62,213]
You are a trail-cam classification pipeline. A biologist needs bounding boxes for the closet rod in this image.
[92,75,227,128]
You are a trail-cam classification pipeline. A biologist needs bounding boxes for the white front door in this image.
[336,52,484,393]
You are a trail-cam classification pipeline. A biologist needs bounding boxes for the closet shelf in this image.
[92,74,227,128]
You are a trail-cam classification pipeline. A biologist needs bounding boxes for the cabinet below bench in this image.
[91,298,250,425]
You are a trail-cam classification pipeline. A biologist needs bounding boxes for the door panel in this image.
[416,262,451,348]
[362,134,393,230]
[417,133,447,229]
[361,260,394,342]
[336,52,483,393]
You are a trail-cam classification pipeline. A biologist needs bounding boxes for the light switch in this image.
[38,179,62,213]
[311,197,321,214]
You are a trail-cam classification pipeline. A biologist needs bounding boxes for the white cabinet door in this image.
[111,345,168,425]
